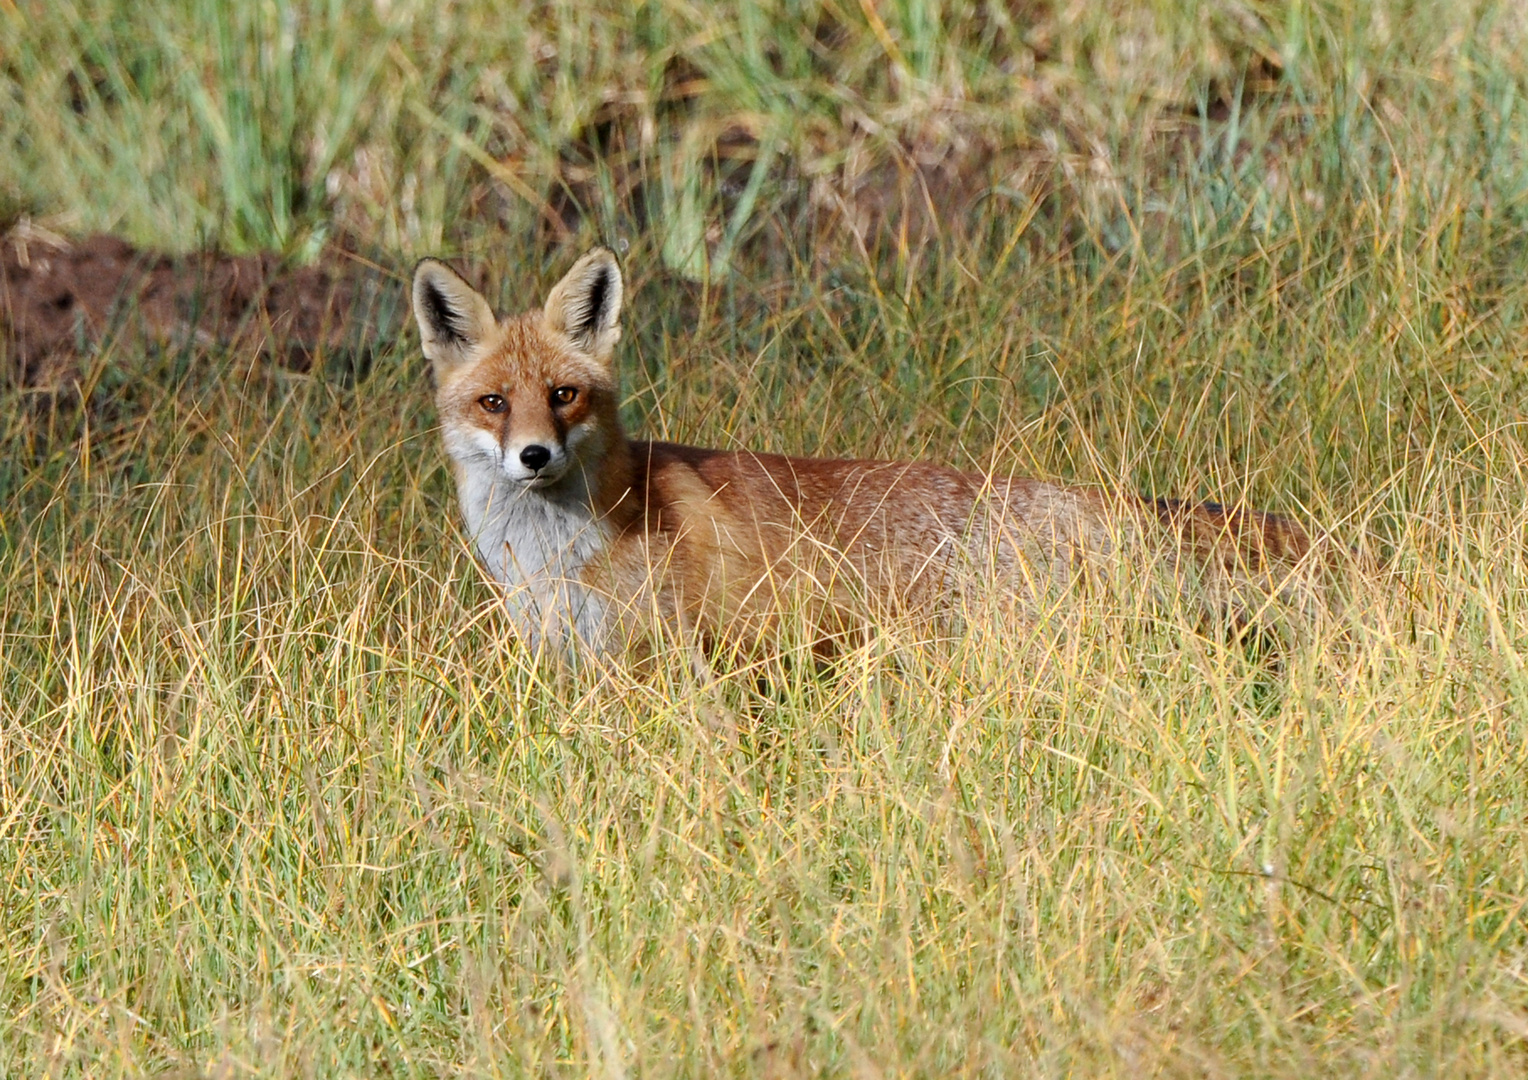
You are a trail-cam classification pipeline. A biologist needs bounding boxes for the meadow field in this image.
[4,0,1528,1075]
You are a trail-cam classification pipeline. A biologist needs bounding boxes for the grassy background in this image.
[5,0,1528,1075]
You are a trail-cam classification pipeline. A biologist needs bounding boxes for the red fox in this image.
[411,248,1321,657]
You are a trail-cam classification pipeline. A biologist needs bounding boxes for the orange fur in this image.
[412,249,1322,657]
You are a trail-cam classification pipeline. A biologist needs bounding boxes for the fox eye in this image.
[552,386,578,406]
[478,394,507,414]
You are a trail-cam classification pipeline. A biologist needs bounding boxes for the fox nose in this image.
[519,444,552,471]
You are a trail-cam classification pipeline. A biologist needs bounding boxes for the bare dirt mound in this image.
[1,227,402,391]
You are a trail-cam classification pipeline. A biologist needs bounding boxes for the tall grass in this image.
[17,0,1523,268]
[4,0,1528,1075]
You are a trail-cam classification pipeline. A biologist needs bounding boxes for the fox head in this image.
[411,248,625,491]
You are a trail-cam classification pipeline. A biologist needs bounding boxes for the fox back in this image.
[412,249,1323,657]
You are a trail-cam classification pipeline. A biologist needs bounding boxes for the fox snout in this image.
[499,426,570,486]
[470,399,574,484]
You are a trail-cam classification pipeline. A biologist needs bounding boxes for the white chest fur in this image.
[455,470,611,652]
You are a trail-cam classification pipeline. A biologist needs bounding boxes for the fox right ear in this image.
[542,247,624,359]
[412,259,496,373]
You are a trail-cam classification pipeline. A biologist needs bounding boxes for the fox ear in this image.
[412,259,496,373]
[543,247,623,359]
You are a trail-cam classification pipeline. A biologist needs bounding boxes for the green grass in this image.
[5,0,1528,1075]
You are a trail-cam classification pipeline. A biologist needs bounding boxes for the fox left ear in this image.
[543,247,623,359]
[412,259,497,375]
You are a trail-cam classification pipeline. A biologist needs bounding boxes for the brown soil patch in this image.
[1,226,402,391]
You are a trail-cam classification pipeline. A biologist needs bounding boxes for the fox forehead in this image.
[439,315,613,395]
